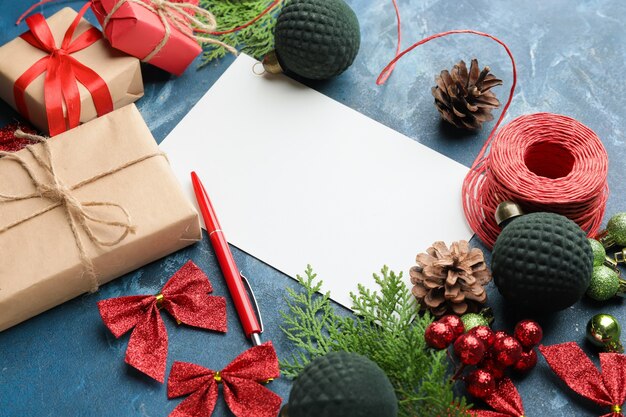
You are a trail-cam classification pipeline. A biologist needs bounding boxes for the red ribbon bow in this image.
[472,378,525,417]
[167,342,282,417]
[540,342,626,417]
[98,261,227,382]
[15,2,113,136]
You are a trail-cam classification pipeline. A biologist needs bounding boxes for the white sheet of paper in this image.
[160,54,473,308]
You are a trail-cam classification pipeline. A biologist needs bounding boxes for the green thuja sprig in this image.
[280,265,470,417]
[198,0,283,66]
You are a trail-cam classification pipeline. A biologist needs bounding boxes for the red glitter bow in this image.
[540,342,626,417]
[167,342,282,417]
[98,261,227,382]
[15,2,113,136]
[472,378,525,417]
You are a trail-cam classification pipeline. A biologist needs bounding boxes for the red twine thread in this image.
[378,4,609,248]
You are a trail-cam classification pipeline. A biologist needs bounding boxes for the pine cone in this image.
[410,241,492,317]
[432,59,502,130]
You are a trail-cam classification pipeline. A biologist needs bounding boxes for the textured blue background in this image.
[1,0,626,416]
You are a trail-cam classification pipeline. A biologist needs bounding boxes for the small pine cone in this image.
[410,240,492,317]
[432,59,502,130]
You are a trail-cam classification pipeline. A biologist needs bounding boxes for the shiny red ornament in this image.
[514,320,543,348]
[167,342,282,417]
[472,378,526,417]
[470,325,496,348]
[540,342,626,417]
[512,349,538,373]
[480,357,506,380]
[0,123,36,153]
[466,368,496,399]
[425,321,456,349]
[493,336,522,367]
[439,315,465,339]
[98,261,227,382]
[454,333,486,365]
[494,330,508,342]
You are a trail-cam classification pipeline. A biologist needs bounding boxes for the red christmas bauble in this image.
[465,369,496,399]
[514,320,543,349]
[512,349,538,373]
[470,326,495,348]
[480,357,506,380]
[493,330,508,342]
[493,336,522,366]
[454,333,486,365]
[425,322,455,349]
[439,315,465,339]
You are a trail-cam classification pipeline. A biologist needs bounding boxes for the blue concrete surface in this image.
[1,0,625,416]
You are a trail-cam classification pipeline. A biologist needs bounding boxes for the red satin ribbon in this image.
[98,261,227,383]
[14,2,113,136]
[540,342,626,417]
[167,342,282,417]
[472,378,525,417]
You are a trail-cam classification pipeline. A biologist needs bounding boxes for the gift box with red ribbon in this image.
[0,5,143,136]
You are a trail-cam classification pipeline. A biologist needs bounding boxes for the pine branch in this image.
[279,265,471,416]
[198,0,283,66]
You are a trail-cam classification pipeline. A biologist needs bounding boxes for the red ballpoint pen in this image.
[191,172,264,346]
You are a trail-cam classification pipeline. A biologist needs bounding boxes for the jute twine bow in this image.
[0,130,166,292]
[102,0,237,63]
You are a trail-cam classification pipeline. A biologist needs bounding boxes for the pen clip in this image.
[240,272,264,334]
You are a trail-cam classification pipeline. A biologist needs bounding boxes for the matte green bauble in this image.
[282,352,398,417]
[273,0,360,80]
[586,266,621,301]
[492,210,593,313]
[588,238,606,267]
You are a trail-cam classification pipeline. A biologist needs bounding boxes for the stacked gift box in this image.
[0,1,216,331]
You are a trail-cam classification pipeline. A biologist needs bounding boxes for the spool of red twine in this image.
[464,113,608,247]
[377,8,609,248]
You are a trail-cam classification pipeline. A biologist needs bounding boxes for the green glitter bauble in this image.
[588,238,606,267]
[586,266,620,301]
[284,352,398,417]
[461,313,490,332]
[274,0,361,80]
[607,212,626,246]
[586,313,623,352]
[492,212,593,313]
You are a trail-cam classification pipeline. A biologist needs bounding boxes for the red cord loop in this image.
[376,8,608,248]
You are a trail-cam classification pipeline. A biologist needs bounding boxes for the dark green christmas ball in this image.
[274,0,361,80]
[283,352,398,417]
[492,212,593,313]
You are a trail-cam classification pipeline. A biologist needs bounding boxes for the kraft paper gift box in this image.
[91,0,205,76]
[0,7,143,136]
[0,104,201,331]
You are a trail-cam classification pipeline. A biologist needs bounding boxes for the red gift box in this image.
[91,0,233,75]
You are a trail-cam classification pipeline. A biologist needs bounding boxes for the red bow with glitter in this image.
[15,2,113,136]
[98,261,227,382]
[540,342,626,417]
[472,378,525,417]
[167,342,282,417]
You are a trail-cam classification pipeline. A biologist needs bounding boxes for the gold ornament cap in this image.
[263,50,283,74]
[495,201,524,226]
